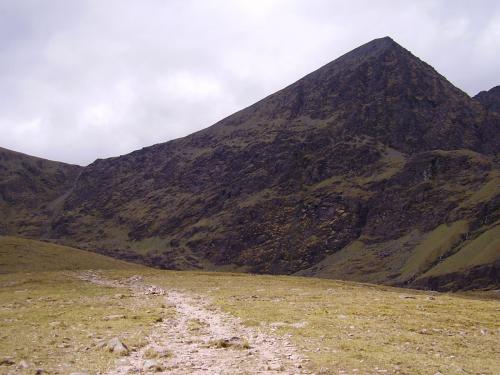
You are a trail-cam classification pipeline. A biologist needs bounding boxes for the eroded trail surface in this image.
[77,271,308,375]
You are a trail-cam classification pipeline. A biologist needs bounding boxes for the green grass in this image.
[0,236,139,273]
[460,170,500,208]
[0,270,172,374]
[1,236,499,374]
[422,224,500,277]
[0,237,172,374]
[295,231,423,284]
[148,271,500,375]
[400,221,469,280]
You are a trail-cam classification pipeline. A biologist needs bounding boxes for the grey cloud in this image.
[1,0,499,165]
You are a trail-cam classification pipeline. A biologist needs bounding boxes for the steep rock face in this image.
[0,147,82,237]
[1,37,499,290]
[474,85,500,113]
[473,86,500,158]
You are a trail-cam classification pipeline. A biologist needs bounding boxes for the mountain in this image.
[0,147,81,237]
[1,37,499,290]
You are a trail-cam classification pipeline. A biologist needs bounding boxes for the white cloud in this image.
[158,72,224,101]
[0,0,499,165]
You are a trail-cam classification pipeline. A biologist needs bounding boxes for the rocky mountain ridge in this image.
[1,37,498,290]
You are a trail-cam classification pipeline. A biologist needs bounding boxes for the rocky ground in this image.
[78,271,307,375]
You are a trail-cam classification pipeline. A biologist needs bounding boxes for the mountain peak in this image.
[207,35,492,155]
[330,36,404,67]
[369,35,397,45]
[352,35,400,52]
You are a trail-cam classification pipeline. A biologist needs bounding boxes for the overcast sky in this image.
[1,0,499,165]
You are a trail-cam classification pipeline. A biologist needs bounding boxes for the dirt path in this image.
[77,271,309,375]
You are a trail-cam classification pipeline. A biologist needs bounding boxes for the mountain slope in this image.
[0,147,82,238]
[1,37,499,290]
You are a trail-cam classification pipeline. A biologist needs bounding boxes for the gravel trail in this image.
[77,271,308,375]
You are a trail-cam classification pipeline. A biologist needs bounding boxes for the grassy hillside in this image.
[296,216,499,290]
[399,220,469,280]
[0,236,140,274]
[0,237,499,374]
[420,224,500,278]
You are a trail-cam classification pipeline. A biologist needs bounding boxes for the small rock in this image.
[128,275,143,283]
[18,360,29,369]
[107,337,129,356]
[143,359,162,371]
[144,286,165,296]
[35,369,45,375]
[95,340,107,349]
[268,363,284,371]
[117,358,129,366]
[291,321,308,328]
[69,372,89,375]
